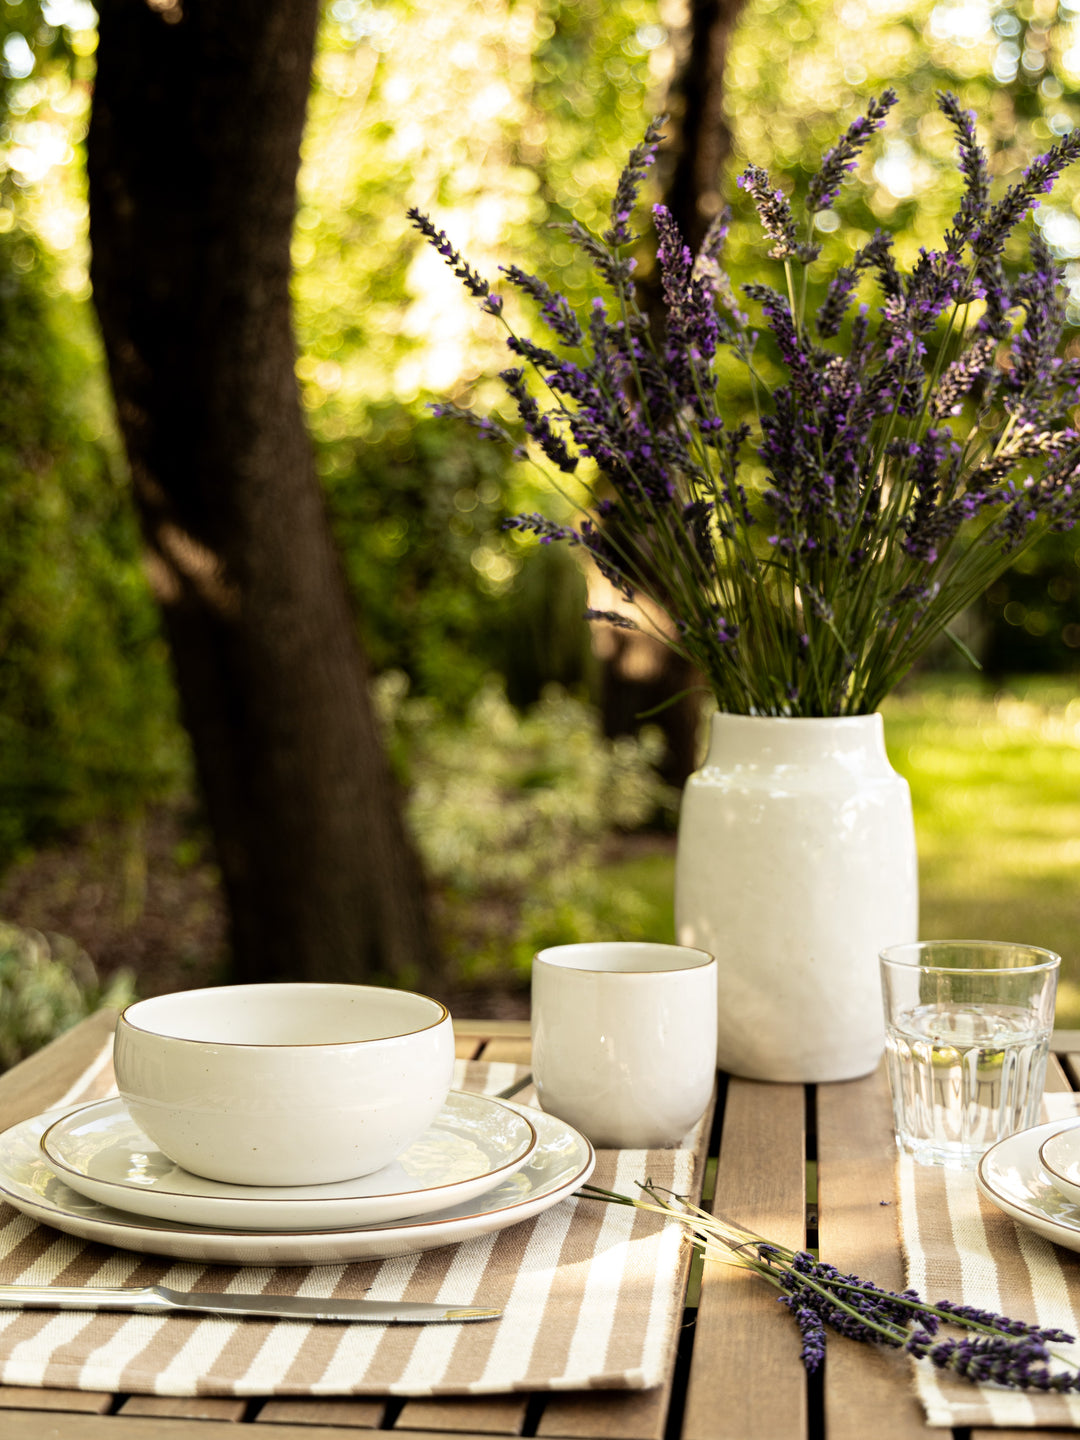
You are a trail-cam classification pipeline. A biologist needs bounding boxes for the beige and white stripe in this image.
[898,1093,1080,1429]
[0,1053,707,1398]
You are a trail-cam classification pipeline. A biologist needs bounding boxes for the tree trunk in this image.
[87,0,437,987]
[661,0,747,254]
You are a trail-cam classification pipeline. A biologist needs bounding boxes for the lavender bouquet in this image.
[411,92,1080,717]
[586,1182,1080,1393]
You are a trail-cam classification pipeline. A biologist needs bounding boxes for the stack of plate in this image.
[977,1118,1080,1251]
[0,1091,595,1265]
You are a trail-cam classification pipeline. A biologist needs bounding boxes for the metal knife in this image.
[0,1284,500,1324]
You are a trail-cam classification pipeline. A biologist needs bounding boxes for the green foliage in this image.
[0,232,188,867]
[293,0,663,707]
[376,671,677,976]
[320,406,593,709]
[980,531,1080,672]
[0,919,134,1071]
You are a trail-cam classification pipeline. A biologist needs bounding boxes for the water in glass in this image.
[885,1000,1051,1168]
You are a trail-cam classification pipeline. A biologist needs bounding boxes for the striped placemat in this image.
[0,1045,707,1397]
[899,1091,1080,1428]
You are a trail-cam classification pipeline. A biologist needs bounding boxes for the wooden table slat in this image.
[393,1397,528,1434]
[0,1418,396,1440]
[681,1078,808,1440]
[817,1063,933,1440]
[971,1431,1078,1439]
[536,1387,669,1440]
[451,1022,530,1040]
[255,1399,388,1428]
[0,1009,117,1131]
[0,1387,113,1414]
[118,1395,248,1421]
[475,1039,532,1066]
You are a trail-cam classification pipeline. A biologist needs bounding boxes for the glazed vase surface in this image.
[674,712,918,1082]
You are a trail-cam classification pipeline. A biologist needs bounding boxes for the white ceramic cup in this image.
[531,942,717,1149]
[113,983,455,1186]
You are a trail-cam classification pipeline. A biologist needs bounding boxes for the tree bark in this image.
[87,0,437,986]
[661,0,747,254]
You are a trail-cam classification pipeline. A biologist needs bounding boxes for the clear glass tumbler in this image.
[879,940,1060,1169]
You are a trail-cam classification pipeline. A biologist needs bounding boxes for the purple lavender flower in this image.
[928,337,996,420]
[653,204,721,406]
[1007,232,1069,412]
[419,102,1080,721]
[973,126,1080,260]
[501,266,584,347]
[429,402,525,458]
[783,1302,827,1373]
[807,89,898,213]
[934,1299,1074,1343]
[816,264,860,339]
[583,608,638,630]
[407,208,494,301]
[938,91,990,255]
[603,116,666,250]
[738,166,820,263]
[502,513,577,544]
[498,367,578,474]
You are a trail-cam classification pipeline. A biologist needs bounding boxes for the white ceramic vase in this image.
[674,712,918,1083]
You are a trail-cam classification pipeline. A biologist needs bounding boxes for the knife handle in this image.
[0,1285,169,1314]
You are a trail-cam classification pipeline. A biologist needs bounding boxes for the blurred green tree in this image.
[0,2,184,869]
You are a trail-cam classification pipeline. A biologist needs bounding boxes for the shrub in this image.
[0,921,135,1071]
[377,674,676,979]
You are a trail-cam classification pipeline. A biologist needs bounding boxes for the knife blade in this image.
[0,1284,500,1324]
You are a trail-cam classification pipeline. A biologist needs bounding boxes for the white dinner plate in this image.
[977,1118,1080,1251]
[0,1102,594,1266]
[40,1093,538,1231]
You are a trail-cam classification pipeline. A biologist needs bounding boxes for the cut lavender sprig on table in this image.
[581,1182,1080,1392]
[411,92,1080,717]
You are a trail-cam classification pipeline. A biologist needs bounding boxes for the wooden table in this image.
[2,1011,1080,1440]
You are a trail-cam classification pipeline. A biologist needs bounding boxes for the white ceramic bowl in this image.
[113,984,455,1186]
[1038,1123,1080,1207]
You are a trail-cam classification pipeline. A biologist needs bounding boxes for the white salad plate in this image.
[0,1101,594,1266]
[40,1092,538,1231]
[977,1118,1080,1251]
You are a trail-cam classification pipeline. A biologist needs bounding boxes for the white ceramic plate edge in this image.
[39,1092,539,1231]
[0,1102,596,1266]
[977,1118,1080,1253]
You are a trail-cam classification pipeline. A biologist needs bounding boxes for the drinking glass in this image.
[879,940,1059,1169]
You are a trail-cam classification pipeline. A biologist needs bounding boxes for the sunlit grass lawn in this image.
[885,677,1080,1025]
[599,676,1080,1026]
